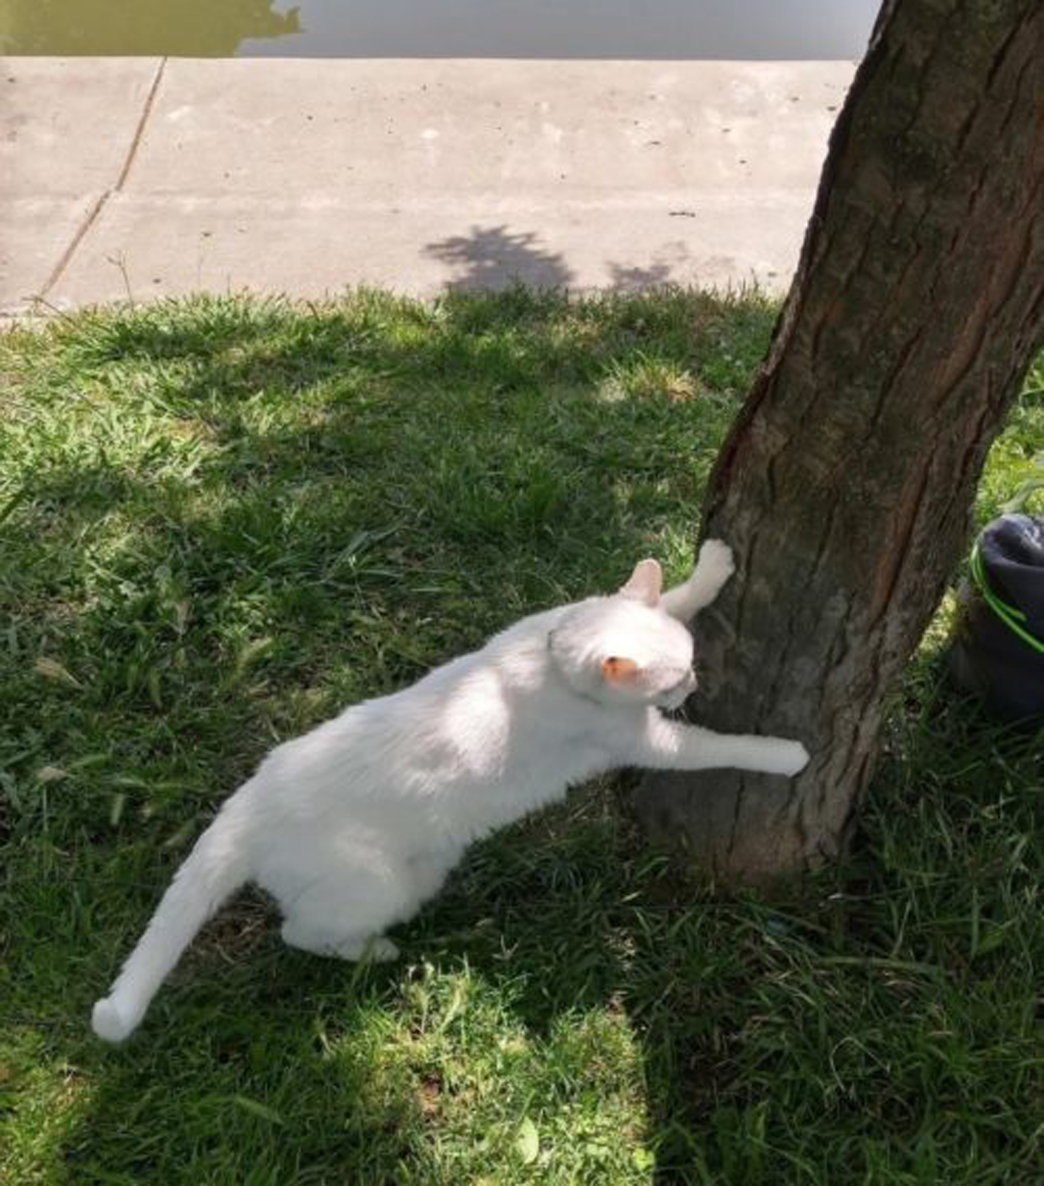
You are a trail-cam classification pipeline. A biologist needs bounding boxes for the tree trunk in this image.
[637,0,1043,879]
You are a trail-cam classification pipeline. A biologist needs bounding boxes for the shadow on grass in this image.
[60,812,739,1178]
[4,292,1040,1182]
[1,288,783,1181]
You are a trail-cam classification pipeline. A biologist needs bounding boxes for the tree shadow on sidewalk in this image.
[424,224,574,291]
[424,222,692,293]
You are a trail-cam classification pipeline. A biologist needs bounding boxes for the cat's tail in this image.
[91,799,253,1043]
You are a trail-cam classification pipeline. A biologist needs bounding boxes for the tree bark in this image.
[638,0,1043,879]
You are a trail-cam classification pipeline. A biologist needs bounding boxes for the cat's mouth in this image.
[659,673,697,710]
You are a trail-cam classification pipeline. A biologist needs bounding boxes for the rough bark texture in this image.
[638,0,1043,879]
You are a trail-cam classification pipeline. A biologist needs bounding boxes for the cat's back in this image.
[239,597,620,851]
[251,601,598,809]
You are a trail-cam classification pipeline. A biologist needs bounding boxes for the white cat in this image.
[92,540,808,1042]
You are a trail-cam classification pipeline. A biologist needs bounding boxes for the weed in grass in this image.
[0,290,1039,1184]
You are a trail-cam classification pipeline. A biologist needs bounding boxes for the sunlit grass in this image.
[1,289,1040,1184]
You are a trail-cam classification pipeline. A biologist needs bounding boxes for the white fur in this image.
[91,540,808,1041]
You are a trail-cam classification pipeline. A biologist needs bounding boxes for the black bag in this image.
[948,513,1044,723]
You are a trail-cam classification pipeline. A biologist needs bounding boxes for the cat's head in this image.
[549,559,697,709]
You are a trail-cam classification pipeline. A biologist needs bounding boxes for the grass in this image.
[0,288,1040,1185]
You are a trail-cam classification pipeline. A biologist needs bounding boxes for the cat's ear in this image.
[601,656,640,684]
[619,558,662,606]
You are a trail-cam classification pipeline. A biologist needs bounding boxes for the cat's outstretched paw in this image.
[696,538,735,587]
[662,537,737,620]
[773,740,810,778]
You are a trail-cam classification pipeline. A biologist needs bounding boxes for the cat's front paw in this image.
[773,740,810,778]
[696,538,735,589]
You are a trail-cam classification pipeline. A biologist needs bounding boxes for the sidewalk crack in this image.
[40,56,167,300]
[115,56,167,192]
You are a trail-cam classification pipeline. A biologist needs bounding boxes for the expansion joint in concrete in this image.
[39,56,167,299]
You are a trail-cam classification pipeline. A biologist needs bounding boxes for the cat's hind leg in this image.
[281,847,462,959]
[281,916,400,962]
[407,846,462,906]
[262,839,416,963]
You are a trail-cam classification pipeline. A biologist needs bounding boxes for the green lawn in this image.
[0,289,1040,1185]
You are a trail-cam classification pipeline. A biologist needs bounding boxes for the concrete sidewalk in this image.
[1,58,853,317]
